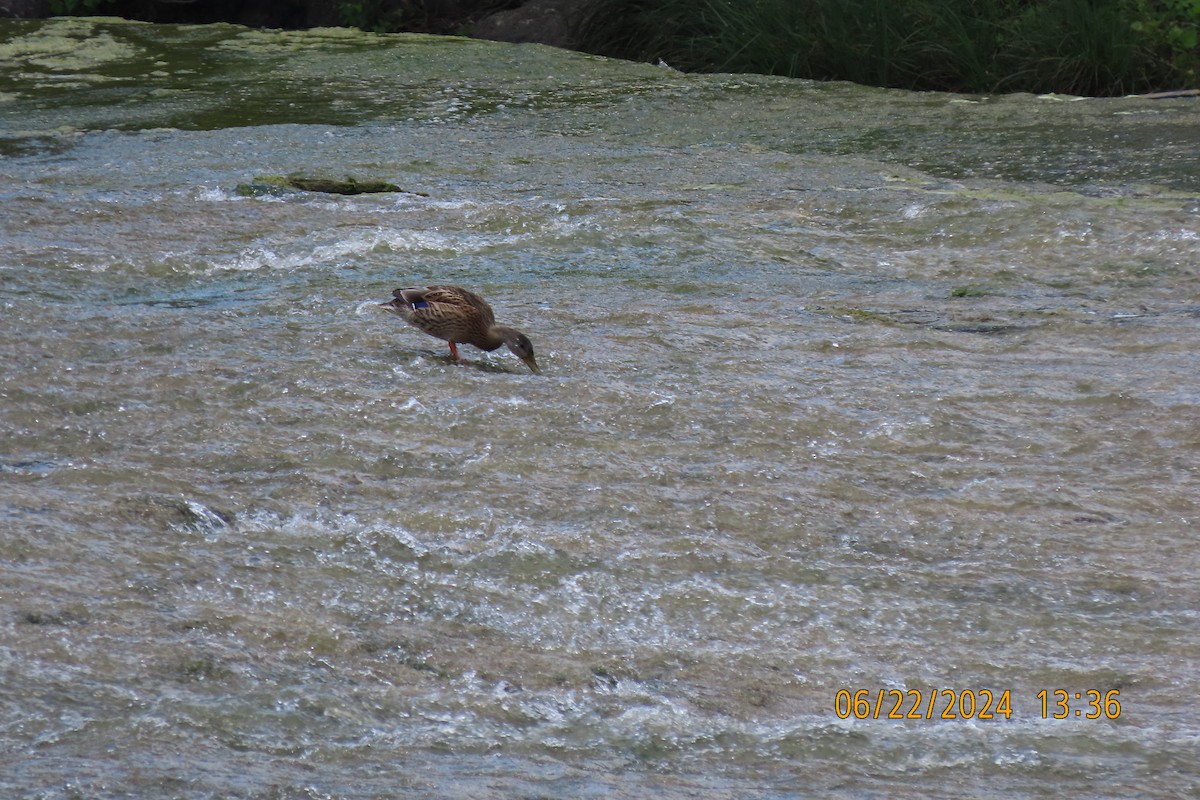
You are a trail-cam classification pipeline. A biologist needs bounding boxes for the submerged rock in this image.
[113,494,235,533]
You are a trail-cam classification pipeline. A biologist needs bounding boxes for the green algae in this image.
[0,17,668,131]
[0,17,142,74]
[825,306,901,326]
[1,17,1197,193]
[950,285,1000,298]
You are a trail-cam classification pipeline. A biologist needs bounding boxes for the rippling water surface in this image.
[2,18,1200,799]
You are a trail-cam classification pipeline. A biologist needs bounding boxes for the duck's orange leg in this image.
[448,341,461,362]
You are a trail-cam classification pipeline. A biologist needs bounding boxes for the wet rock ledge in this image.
[0,0,600,51]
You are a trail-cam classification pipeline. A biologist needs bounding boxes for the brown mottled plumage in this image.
[380,285,540,373]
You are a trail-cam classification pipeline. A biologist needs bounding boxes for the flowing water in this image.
[2,17,1200,799]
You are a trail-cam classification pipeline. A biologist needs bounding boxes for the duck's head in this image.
[500,329,540,374]
[378,297,405,315]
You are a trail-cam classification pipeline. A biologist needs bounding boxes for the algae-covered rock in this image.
[235,174,429,197]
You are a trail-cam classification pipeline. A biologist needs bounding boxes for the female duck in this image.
[380,285,540,373]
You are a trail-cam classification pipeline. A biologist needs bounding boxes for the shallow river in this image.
[2,17,1199,799]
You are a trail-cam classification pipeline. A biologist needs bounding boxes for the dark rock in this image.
[472,0,597,50]
[0,0,49,18]
[236,175,429,197]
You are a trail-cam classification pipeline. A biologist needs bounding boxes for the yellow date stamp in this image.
[833,688,1122,720]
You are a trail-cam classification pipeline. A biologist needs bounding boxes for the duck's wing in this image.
[392,285,495,343]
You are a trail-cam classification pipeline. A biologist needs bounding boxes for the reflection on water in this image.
[1,17,1199,800]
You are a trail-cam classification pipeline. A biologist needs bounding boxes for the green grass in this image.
[578,0,1197,95]
[996,0,1158,94]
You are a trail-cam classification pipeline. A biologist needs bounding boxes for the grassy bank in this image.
[578,0,1200,95]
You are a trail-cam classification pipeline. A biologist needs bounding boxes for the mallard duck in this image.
[380,285,540,373]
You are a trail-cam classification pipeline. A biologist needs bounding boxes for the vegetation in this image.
[1129,0,1200,84]
[39,0,1199,94]
[578,0,1200,95]
[336,0,413,33]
